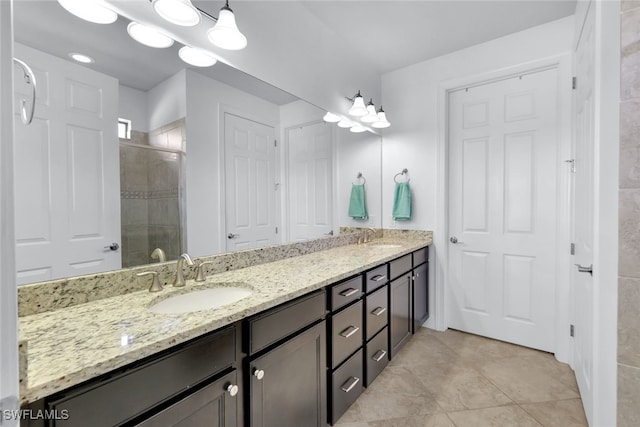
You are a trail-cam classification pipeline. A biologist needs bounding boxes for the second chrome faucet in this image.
[173,253,194,287]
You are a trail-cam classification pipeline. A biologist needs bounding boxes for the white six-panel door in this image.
[287,121,333,242]
[13,44,120,285]
[224,113,277,251]
[448,68,559,352]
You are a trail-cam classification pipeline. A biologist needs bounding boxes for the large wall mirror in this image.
[12,0,382,285]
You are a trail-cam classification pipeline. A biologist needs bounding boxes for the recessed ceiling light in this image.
[178,46,218,67]
[350,124,367,133]
[323,112,341,123]
[153,0,200,27]
[127,22,174,49]
[337,118,353,128]
[57,0,117,24]
[69,53,95,64]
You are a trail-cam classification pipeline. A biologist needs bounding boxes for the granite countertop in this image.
[18,237,431,404]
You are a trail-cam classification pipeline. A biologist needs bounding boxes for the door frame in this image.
[434,53,574,363]
[218,105,280,253]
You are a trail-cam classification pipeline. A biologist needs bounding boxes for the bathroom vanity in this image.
[19,235,430,426]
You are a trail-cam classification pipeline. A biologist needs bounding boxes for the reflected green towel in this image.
[392,182,412,221]
[348,184,368,220]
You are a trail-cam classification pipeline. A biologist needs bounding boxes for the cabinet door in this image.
[249,321,326,427]
[389,272,412,359]
[413,262,429,332]
[135,371,238,427]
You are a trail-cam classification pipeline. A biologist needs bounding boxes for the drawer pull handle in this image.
[371,307,386,316]
[372,350,387,362]
[340,325,360,338]
[370,274,386,282]
[253,369,265,380]
[226,384,239,397]
[340,376,360,393]
[339,288,359,297]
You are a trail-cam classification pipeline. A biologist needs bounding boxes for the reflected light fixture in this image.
[69,53,95,64]
[153,0,200,27]
[179,46,218,67]
[323,112,341,123]
[361,99,378,123]
[207,0,248,50]
[337,118,353,128]
[372,106,391,129]
[127,22,174,48]
[350,124,366,133]
[57,0,117,24]
[348,90,367,117]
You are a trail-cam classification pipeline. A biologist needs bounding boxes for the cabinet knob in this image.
[253,368,265,380]
[226,384,239,397]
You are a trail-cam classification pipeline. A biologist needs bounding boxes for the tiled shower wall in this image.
[120,119,185,267]
[619,3,640,425]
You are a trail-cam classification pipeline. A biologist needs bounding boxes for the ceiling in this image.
[13,1,576,104]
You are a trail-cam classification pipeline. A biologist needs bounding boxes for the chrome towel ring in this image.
[353,172,366,185]
[394,168,410,183]
[13,58,37,125]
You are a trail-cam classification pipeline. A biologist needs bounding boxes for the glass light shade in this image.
[179,46,218,67]
[361,102,378,123]
[372,110,391,128]
[348,92,367,117]
[323,112,341,123]
[207,7,247,50]
[153,0,200,27]
[350,124,367,133]
[337,118,353,128]
[69,53,94,64]
[57,0,117,24]
[127,22,174,48]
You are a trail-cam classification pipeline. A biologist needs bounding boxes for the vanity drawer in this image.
[330,275,363,311]
[331,300,363,368]
[330,349,364,425]
[365,285,388,340]
[413,247,428,267]
[365,264,388,293]
[366,327,389,387]
[247,290,325,355]
[389,254,412,280]
[48,326,236,427]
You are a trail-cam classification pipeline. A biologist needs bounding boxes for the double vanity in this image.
[19,232,431,426]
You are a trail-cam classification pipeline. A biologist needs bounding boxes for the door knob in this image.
[227,233,239,239]
[450,237,464,244]
[104,243,119,251]
[226,384,239,397]
[575,264,593,276]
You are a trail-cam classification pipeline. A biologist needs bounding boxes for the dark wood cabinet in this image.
[412,262,429,332]
[135,371,238,427]
[389,272,412,358]
[248,322,326,427]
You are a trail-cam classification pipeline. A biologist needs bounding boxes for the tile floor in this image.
[335,328,588,427]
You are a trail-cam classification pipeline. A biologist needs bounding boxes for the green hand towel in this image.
[392,182,412,221]
[348,184,368,220]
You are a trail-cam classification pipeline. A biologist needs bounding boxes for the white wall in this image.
[147,69,186,132]
[380,15,574,231]
[118,85,148,132]
[185,69,280,257]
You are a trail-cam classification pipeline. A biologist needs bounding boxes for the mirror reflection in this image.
[12,0,382,285]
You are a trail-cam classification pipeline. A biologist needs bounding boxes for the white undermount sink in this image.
[148,285,253,314]
[367,243,402,249]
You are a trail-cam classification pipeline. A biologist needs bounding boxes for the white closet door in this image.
[448,67,559,352]
[13,44,120,284]
[224,113,277,251]
[287,121,333,242]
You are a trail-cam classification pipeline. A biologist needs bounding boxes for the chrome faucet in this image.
[364,228,377,243]
[173,253,194,287]
[150,247,166,263]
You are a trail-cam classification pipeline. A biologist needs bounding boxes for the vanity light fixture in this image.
[323,112,341,123]
[179,46,218,67]
[69,53,95,64]
[153,0,200,27]
[337,117,353,128]
[350,124,366,133]
[127,22,174,48]
[348,90,367,117]
[372,106,391,129]
[207,0,248,50]
[57,0,117,24]
[361,99,378,123]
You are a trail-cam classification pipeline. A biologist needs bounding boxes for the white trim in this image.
[435,54,573,363]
